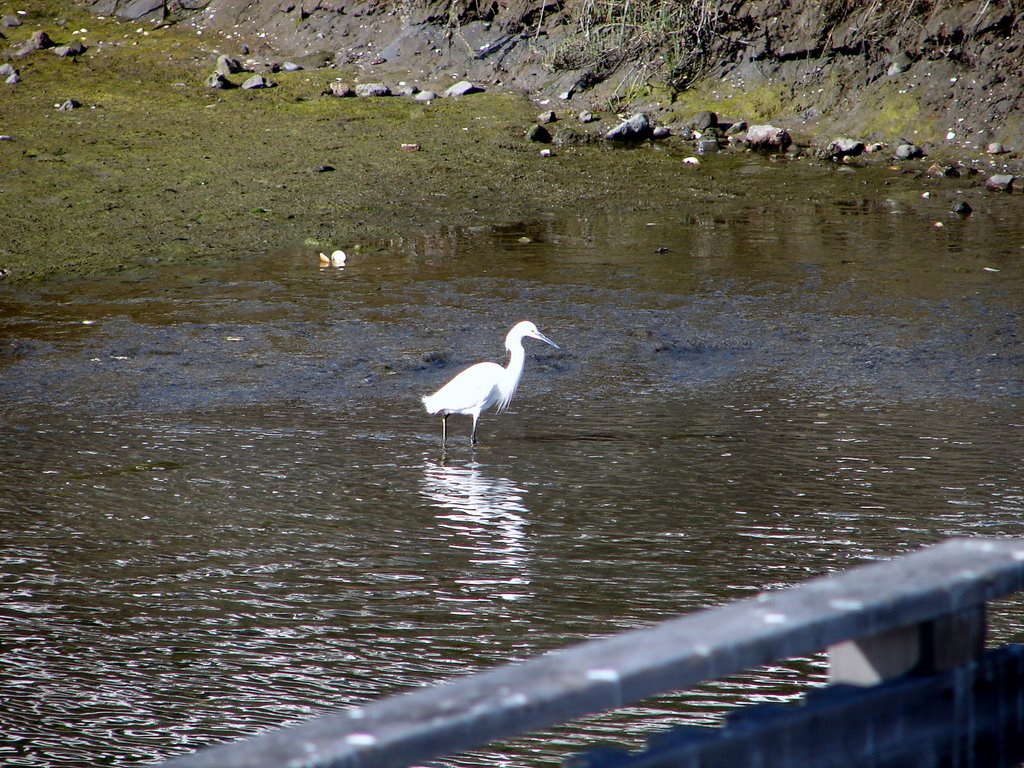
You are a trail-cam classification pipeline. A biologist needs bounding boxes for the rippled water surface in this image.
[2,157,1023,766]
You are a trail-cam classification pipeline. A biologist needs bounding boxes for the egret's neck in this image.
[504,343,526,381]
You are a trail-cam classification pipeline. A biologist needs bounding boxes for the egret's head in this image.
[507,321,559,350]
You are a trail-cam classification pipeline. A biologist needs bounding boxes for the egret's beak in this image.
[532,330,559,350]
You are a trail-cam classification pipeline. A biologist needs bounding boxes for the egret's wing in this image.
[423,362,503,415]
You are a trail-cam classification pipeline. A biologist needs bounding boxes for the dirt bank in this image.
[90,0,1024,154]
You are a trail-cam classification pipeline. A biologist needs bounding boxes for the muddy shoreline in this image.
[0,0,1021,284]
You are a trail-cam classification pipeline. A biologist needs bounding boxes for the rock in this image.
[951,200,973,216]
[444,80,484,97]
[887,52,913,76]
[652,125,671,140]
[578,110,597,123]
[826,137,865,159]
[0,63,15,77]
[986,142,1006,155]
[895,143,924,160]
[16,30,54,57]
[725,120,747,136]
[695,137,720,154]
[538,110,557,124]
[281,61,303,72]
[207,72,231,89]
[526,124,552,143]
[215,54,243,76]
[745,124,792,151]
[3,13,22,27]
[605,113,653,142]
[56,98,81,111]
[928,163,961,177]
[52,39,87,57]
[6,71,20,85]
[986,174,1015,192]
[691,110,717,130]
[355,82,391,97]
[314,164,335,173]
[326,81,355,97]
[241,74,274,90]
[413,90,437,102]
[394,83,419,97]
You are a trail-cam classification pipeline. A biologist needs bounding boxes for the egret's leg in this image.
[441,414,448,443]
[470,414,480,446]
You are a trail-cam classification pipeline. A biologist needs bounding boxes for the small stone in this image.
[745,124,792,151]
[444,80,484,97]
[865,142,884,153]
[539,148,552,157]
[605,113,653,142]
[682,156,700,165]
[6,71,21,85]
[0,63,15,77]
[0,134,13,141]
[928,163,961,178]
[887,52,913,76]
[326,82,355,97]
[986,142,1006,155]
[56,98,81,111]
[578,110,596,123]
[282,61,303,72]
[413,90,437,102]
[986,174,1015,192]
[52,39,86,57]
[527,124,552,143]
[652,126,671,140]
[394,83,419,97]
[951,200,972,216]
[355,82,391,97]
[538,110,557,124]
[894,143,924,160]
[3,13,23,27]
[207,72,231,89]
[400,143,419,151]
[16,30,54,57]
[314,164,335,172]
[691,110,717,130]
[215,54,243,76]
[241,74,274,90]
[826,137,865,159]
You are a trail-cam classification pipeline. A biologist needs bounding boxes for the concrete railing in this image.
[162,537,1024,768]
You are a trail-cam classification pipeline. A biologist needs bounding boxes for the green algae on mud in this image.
[0,2,667,282]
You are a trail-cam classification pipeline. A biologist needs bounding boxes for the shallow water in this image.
[1,155,1023,766]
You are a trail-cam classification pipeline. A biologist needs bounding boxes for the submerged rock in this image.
[745,124,792,151]
[444,80,484,97]
[605,113,653,142]
[951,200,973,216]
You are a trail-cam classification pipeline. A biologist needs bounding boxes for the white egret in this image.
[422,321,559,445]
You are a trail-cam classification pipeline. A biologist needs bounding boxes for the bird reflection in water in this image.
[420,460,532,578]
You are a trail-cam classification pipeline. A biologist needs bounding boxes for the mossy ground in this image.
[0,1,724,283]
